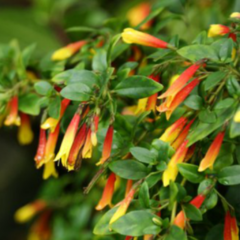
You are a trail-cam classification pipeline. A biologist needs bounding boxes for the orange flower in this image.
[159,117,187,143]
[208,24,230,37]
[54,112,81,167]
[198,131,225,172]
[174,194,205,229]
[41,99,70,132]
[96,173,116,210]
[82,128,93,158]
[185,144,196,162]
[18,113,34,145]
[52,40,87,61]
[110,188,135,224]
[158,64,201,100]
[172,119,194,149]
[162,140,189,187]
[4,96,20,126]
[91,115,99,146]
[97,125,114,165]
[34,129,47,168]
[224,211,239,240]
[67,123,87,171]
[122,28,170,49]
[157,78,200,119]
[125,180,133,197]
[127,3,152,30]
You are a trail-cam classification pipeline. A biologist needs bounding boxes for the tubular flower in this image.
[198,131,225,172]
[51,40,87,61]
[4,96,20,126]
[127,3,152,30]
[110,188,135,224]
[169,74,180,86]
[82,128,93,158]
[34,129,47,168]
[146,75,160,112]
[96,173,116,210]
[224,211,239,240]
[41,99,70,132]
[185,144,196,162]
[55,112,81,167]
[157,78,200,119]
[158,64,201,100]
[162,140,189,187]
[67,123,87,171]
[125,237,133,240]
[125,180,133,197]
[91,115,99,146]
[172,119,194,149]
[230,12,240,19]
[159,117,187,143]
[122,28,170,49]
[97,125,114,165]
[135,98,148,114]
[174,194,206,229]
[18,113,34,145]
[234,109,240,122]
[208,24,230,37]
[14,200,46,223]
[43,124,60,179]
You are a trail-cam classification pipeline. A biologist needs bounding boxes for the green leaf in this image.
[226,76,240,98]
[111,210,161,236]
[230,117,240,138]
[183,204,202,221]
[34,81,53,95]
[60,83,91,101]
[22,43,36,66]
[203,71,227,91]
[66,26,96,33]
[52,69,98,87]
[92,49,108,72]
[93,208,117,235]
[151,139,171,162]
[109,160,148,180]
[205,224,224,240]
[107,33,121,64]
[114,75,163,99]
[198,179,215,194]
[218,165,240,185]
[184,95,203,110]
[164,225,187,240]
[48,95,61,119]
[212,38,234,62]
[169,181,178,210]
[177,44,218,62]
[178,163,204,183]
[130,147,156,164]
[199,109,217,123]
[214,98,235,110]
[139,182,150,208]
[18,93,40,115]
[202,191,218,210]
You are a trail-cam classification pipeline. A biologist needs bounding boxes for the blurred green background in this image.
[0,0,239,239]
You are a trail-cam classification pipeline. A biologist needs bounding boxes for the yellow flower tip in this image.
[18,126,34,145]
[41,118,58,132]
[91,132,98,146]
[121,28,136,44]
[208,24,230,38]
[43,160,58,180]
[135,98,148,114]
[14,205,36,223]
[169,74,180,86]
[51,47,73,61]
[4,116,21,126]
[234,110,240,122]
[230,12,240,19]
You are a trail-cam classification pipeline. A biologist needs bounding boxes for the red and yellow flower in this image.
[230,12,240,19]
[96,173,116,210]
[52,40,87,61]
[208,24,230,37]
[34,128,47,168]
[198,131,225,172]
[4,96,20,126]
[91,114,99,146]
[18,113,34,145]
[82,128,93,158]
[122,28,171,49]
[224,211,239,240]
[162,140,189,186]
[174,194,206,229]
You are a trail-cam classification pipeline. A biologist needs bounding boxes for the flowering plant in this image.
[1,1,240,240]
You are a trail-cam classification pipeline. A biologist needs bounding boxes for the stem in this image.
[171,202,177,224]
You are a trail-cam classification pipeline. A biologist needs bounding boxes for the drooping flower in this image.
[230,12,240,19]
[54,112,81,167]
[18,113,34,145]
[110,188,135,224]
[34,128,47,168]
[14,200,46,223]
[52,40,87,61]
[41,99,70,132]
[157,78,200,119]
[82,128,93,159]
[162,140,189,187]
[91,114,99,146]
[174,194,206,229]
[127,3,152,30]
[198,131,225,172]
[159,117,187,143]
[97,125,114,165]
[4,96,20,126]
[43,124,60,179]
[208,24,230,37]
[96,173,116,210]
[158,64,201,100]
[224,211,239,240]
[172,119,194,150]
[122,28,171,49]
[67,123,87,171]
